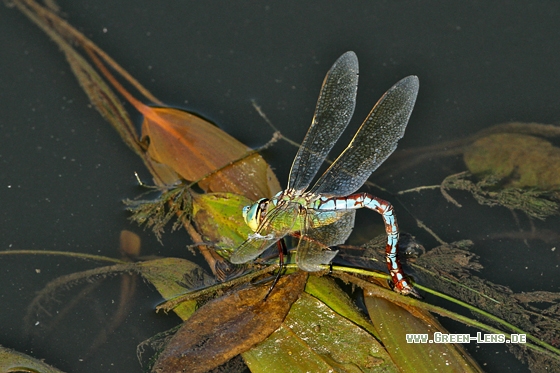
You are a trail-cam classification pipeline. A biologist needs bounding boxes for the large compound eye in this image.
[242,198,269,232]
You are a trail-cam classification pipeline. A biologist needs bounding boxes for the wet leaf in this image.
[244,325,342,373]
[243,291,398,373]
[151,272,307,373]
[364,294,483,373]
[0,345,65,373]
[137,258,214,320]
[464,133,560,189]
[304,275,380,338]
[191,192,254,259]
[141,107,281,200]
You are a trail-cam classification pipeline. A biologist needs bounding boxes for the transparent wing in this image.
[296,210,355,272]
[229,202,300,264]
[229,234,278,265]
[288,51,359,191]
[310,76,419,196]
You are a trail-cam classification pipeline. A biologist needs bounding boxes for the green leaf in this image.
[305,275,380,339]
[0,345,65,373]
[464,133,560,189]
[243,292,399,372]
[191,192,254,259]
[365,295,483,373]
[137,258,213,320]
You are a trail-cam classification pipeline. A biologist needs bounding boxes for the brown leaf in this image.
[152,271,307,373]
[141,107,280,200]
[119,230,141,258]
[81,33,281,199]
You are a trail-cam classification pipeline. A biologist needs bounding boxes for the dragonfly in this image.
[230,51,419,296]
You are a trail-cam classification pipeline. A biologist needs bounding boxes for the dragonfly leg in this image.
[319,193,418,296]
[264,238,288,300]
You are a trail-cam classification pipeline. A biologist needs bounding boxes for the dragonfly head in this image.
[242,198,270,232]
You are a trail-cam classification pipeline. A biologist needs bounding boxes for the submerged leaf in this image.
[464,133,560,190]
[0,345,66,373]
[442,172,559,219]
[151,272,307,373]
[119,230,141,258]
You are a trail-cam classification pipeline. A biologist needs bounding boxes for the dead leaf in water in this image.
[151,271,307,373]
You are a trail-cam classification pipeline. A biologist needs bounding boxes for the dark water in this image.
[1,1,559,372]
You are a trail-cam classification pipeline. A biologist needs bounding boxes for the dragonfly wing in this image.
[296,210,355,271]
[230,202,300,264]
[229,234,278,264]
[288,51,359,191]
[317,210,356,246]
[310,76,419,196]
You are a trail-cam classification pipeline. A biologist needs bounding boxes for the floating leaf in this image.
[191,192,254,259]
[151,272,307,373]
[244,283,398,373]
[140,107,281,200]
[365,295,483,373]
[137,258,214,320]
[464,133,560,189]
[0,345,65,373]
[85,44,281,199]
[304,275,380,338]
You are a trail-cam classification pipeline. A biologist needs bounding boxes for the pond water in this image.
[1,1,559,372]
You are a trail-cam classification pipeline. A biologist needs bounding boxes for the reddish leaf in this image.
[141,106,280,199]
[87,50,281,199]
